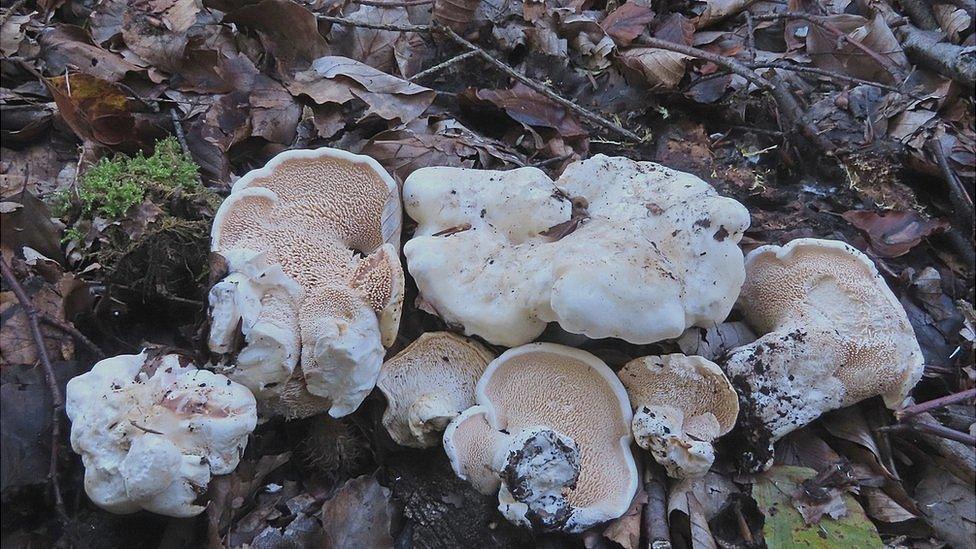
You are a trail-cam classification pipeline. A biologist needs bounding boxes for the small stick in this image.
[734,499,754,544]
[39,313,104,358]
[642,462,671,549]
[896,389,976,421]
[437,23,645,142]
[878,421,976,447]
[927,140,975,222]
[169,109,192,158]
[0,0,26,26]
[0,255,69,525]
[409,50,479,81]
[352,0,433,5]
[746,60,922,98]
[318,13,430,32]
[750,12,907,80]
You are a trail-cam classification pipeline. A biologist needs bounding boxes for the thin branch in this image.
[750,12,907,81]
[928,140,975,222]
[634,36,772,90]
[642,462,671,549]
[169,109,192,158]
[746,60,922,98]
[878,420,976,446]
[318,14,430,32]
[352,0,433,5]
[409,50,479,81]
[0,255,69,526]
[40,313,104,358]
[896,389,976,421]
[436,23,645,142]
[0,0,26,26]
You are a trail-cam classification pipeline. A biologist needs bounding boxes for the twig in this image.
[878,420,976,446]
[318,14,430,32]
[40,313,104,358]
[634,36,772,91]
[436,23,644,142]
[169,108,193,159]
[409,50,479,81]
[896,389,976,421]
[747,60,922,98]
[0,255,69,526]
[744,12,758,65]
[750,12,907,81]
[530,153,574,168]
[0,0,26,26]
[352,0,433,5]
[928,140,975,222]
[317,15,644,140]
[642,462,671,549]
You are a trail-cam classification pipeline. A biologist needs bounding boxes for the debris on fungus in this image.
[723,238,925,471]
[618,354,739,478]
[65,352,257,517]
[208,148,403,418]
[377,331,495,448]
[443,343,638,533]
[402,154,750,347]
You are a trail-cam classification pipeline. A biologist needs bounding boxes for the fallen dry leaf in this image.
[207,452,292,547]
[39,25,142,82]
[433,0,481,32]
[601,2,655,46]
[330,6,423,77]
[460,83,586,138]
[618,47,690,89]
[806,14,908,84]
[45,73,137,147]
[289,56,435,124]
[842,210,949,257]
[224,0,330,78]
[321,474,393,549]
[603,487,646,549]
[0,13,31,57]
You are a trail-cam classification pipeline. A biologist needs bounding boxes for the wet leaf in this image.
[207,452,292,547]
[601,2,655,46]
[754,466,882,548]
[321,474,393,549]
[842,210,949,258]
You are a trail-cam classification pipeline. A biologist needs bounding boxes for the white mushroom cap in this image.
[377,332,495,448]
[724,239,925,464]
[442,343,638,533]
[618,354,738,478]
[65,353,257,517]
[403,154,750,347]
[209,148,403,418]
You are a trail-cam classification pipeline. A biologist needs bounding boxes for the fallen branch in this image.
[40,312,104,358]
[896,389,976,421]
[317,15,644,141]
[0,255,70,526]
[642,462,671,549]
[437,24,644,142]
[751,12,908,81]
[409,50,479,81]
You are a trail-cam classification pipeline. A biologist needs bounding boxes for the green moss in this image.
[66,137,202,220]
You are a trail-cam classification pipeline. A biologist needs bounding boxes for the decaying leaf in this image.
[842,210,949,258]
[933,5,972,43]
[753,466,883,547]
[321,475,393,549]
[44,73,136,147]
[39,25,142,82]
[914,462,976,548]
[224,0,330,77]
[1,14,32,57]
[603,487,646,549]
[207,452,292,547]
[805,14,908,84]
[330,6,424,77]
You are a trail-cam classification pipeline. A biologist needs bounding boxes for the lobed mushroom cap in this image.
[403,154,750,347]
[725,238,925,449]
[442,343,638,533]
[65,353,257,517]
[377,332,495,448]
[618,354,738,478]
[209,147,403,418]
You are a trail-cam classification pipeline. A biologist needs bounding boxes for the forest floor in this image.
[1,0,974,547]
